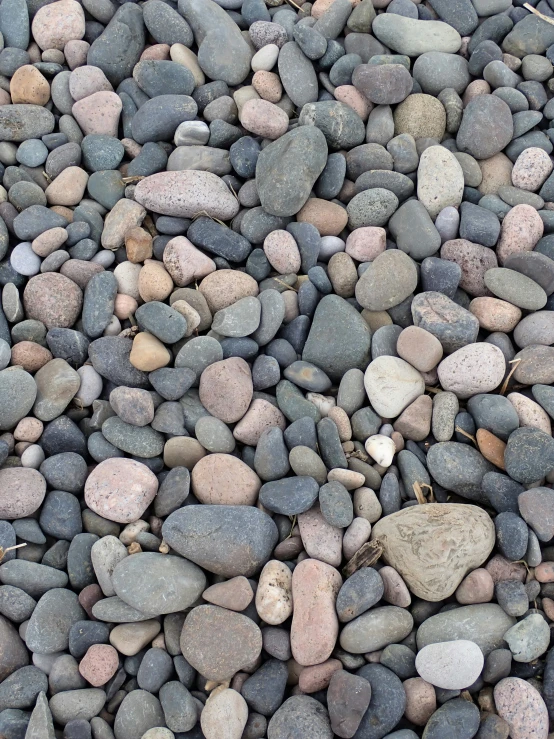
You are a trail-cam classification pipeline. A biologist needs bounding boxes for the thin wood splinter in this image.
[342,539,383,578]
[0,543,26,563]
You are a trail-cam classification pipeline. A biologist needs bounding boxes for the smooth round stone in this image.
[256,560,293,626]
[340,606,413,654]
[0,367,37,432]
[417,603,515,657]
[373,503,494,601]
[10,243,41,276]
[319,481,353,528]
[437,342,505,399]
[505,426,554,486]
[302,294,371,383]
[372,14,461,55]
[162,505,278,577]
[349,663,406,739]
[346,188,399,229]
[101,416,163,458]
[181,605,262,681]
[352,63,412,105]
[113,690,165,739]
[256,126,327,218]
[336,568,384,623]
[0,467,46,519]
[199,357,253,424]
[191,453,260,505]
[422,699,480,739]
[503,611,549,662]
[134,170,239,220]
[413,51,470,96]
[201,688,248,739]
[417,146,464,219]
[112,552,205,617]
[84,458,158,524]
[457,94,513,160]
[364,356,424,419]
[415,640,484,690]
[355,249,417,311]
[494,677,549,739]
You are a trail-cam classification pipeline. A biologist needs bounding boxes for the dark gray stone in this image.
[162,505,278,577]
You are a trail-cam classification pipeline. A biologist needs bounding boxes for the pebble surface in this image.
[0,1,553,738]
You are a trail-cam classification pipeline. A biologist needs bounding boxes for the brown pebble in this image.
[23,272,83,329]
[10,65,50,105]
[10,342,53,373]
[476,428,506,469]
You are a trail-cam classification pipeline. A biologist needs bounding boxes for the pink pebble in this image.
[79,644,119,686]
[69,65,113,101]
[140,44,171,60]
[263,230,301,274]
[72,90,122,136]
[345,227,386,262]
[64,40,90,69]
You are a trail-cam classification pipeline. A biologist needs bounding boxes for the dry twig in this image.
[524,2,554,25]
[342,540,383,578]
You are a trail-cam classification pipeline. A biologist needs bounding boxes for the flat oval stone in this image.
[340,606,413,654]
[84,458,158,524]
[0,104,54,141]
[416,603,515,655]
[437,343,505,398]
[181,604,262,681]
[484,267,547,310]
[291,558,342,667]
[372,503,495,601]
[427,442,495,502]
[134,170,239,220]
[112,552,205,616]
[372,15,461,56]
[191,453,261,505]
[415,640,484,690]
[162,505,278,577]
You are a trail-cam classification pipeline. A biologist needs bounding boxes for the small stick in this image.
[342,540,383,578]
[500,358,521,396]
[413,481,427,505]
[121,176,145,184]
[524,2,554,26]
[285,0,302,9]
[455,425,477,445]
[0,543,26,563]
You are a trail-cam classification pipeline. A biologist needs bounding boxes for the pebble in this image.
[415,640,484,689]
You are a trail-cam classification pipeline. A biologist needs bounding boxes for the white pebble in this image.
[251,44,279,72]
[365,434,397,467]
[174,120,210,147]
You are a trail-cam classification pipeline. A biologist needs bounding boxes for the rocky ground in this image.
[1,0,554,737]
